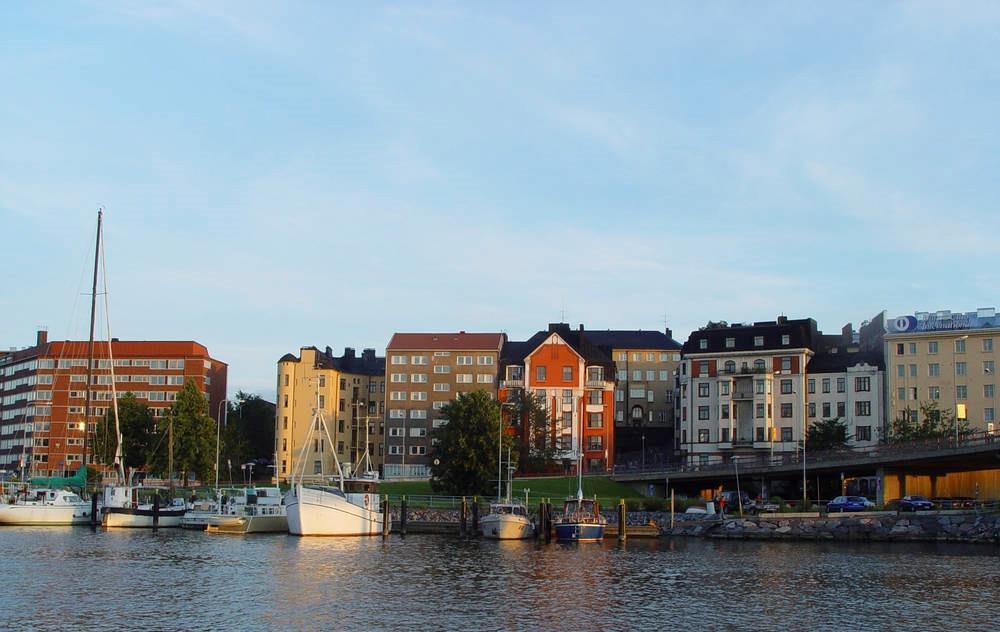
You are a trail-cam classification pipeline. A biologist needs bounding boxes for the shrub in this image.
[643,498,664,512]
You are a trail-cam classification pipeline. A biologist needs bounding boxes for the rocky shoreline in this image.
[663,511,1000,544]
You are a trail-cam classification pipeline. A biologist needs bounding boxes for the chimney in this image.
[343,347,356,359]
[548,323,570,334]
[578,323,585,332]
[325,346,333,358]
[776,315,788,325]
[36,330,48,346]
[362,348,376,361]
[664,327,673,340]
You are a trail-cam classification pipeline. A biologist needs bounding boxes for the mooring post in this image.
[471,496,479,536]
[670,488,675,530]
[460,496,468,536]
[90,492,98,529]
[544,499,552,543]
[382,495,390,539]
[618,498,627,542]
[400,496,408,537]
[537,500,545,540]
[152,493,160,530]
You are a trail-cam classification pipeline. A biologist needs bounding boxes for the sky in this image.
[2,2,998,400]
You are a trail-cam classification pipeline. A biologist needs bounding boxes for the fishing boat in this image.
[0,467,94,526]
[481,447,534,540]
[284,385,384,536]
[552,452,606,542]
[206,486,287,534]
[102,481,186,528]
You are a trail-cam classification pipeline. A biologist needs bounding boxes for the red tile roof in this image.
[387,332,505,351]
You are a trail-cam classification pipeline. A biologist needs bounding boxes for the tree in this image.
[806,417,849,451]
[429,391,515,496]
[512,389,558,474]
[150,379,216,487]
[92,393,157,471]
[890,401,969,442]
[230,392,276,462]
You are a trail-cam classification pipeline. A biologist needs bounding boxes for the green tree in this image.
[429,391,515,496]
[512,389,557,474]
[230,392,276,461]
[92,393,156,471]
[150,379,216,487]
[806,417,849,451]
[890,401,969,442]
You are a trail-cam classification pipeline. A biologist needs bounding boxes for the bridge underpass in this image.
[613,433,1000,504]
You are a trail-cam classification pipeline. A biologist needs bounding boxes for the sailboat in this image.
[284,385,383,536]
[552,449,607,542]
[481,449,534,540]
[0,466,94,526]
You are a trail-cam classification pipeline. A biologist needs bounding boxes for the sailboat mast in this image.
[168,417,174,498]
[82,210,102,481]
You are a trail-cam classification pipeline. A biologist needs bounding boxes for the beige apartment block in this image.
[384,332,504,479]
[275,346,385,484]
[885,308,998,436]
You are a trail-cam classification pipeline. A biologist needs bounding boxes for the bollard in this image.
[537,501,545,540]
[382,496,390,540]
[460,496,468,537]
[618,498,627,542]
[90,493,98,529]
[544,500,553,543]
[471,496,479,536]
[152,494,160,530]
[400,496,408,537]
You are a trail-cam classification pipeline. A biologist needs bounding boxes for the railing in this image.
[731,391,754,399]
[500,379,524,389]
[585,379,609,389]
[717,367,769,376]
[613,430,999,477]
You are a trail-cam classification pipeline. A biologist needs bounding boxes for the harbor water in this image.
[1,528,997,630]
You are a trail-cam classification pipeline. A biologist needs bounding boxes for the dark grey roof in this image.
[682,318,819,354]
[583,330,681,350]
[279,346,385,376]
[807,349,884,373]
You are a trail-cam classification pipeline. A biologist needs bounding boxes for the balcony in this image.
[585,379,610,389]
[720,367,769,376]
[500,379,524,389]
[732,391,754,400]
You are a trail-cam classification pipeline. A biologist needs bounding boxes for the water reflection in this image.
[0,529,996,630]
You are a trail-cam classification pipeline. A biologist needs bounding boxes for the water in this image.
[1,528,997,631]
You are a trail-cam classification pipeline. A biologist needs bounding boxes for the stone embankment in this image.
[664,512,1000,544]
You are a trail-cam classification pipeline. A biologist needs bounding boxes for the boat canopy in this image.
[30,466,88,489]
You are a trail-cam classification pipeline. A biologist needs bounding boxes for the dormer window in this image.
[725,337,735,349]
[754,336,764,347]
[699,339,708,350]
[781,335,790,346]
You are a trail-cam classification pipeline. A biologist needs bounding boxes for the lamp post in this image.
[641,433,646,471]
[953,335,969,446]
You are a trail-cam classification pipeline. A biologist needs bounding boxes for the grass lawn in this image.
[380,475,643,505]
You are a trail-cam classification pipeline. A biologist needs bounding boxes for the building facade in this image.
[275,346,385,484]
[884,308,998,437]
[384,332,504,479]
[0,330,227,477]
[677,316,885,466]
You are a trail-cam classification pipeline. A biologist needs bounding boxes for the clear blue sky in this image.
[2,2,998,399]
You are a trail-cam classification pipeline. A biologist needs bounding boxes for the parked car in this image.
[827,496,868,512]
[899,495,935,512]
[932,497,975,509]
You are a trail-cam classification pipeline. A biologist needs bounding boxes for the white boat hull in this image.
[103,507,185,528]
[285,484,383,536]
[207,513,288,534]
[480,513,535,540]
[0,503,92,526]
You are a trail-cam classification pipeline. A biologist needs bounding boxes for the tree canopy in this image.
[429,391,515,497]
[511,388,558,474]
[92,393,156,471]
[890,401,969,442]
[806,417,849,451]
[149,379,216,487]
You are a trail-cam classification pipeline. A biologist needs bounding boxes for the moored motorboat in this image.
[207,487,287,534]
[553,494,606,542]
[481,502,534,540]
[182,499,219,530]
[0,488,93,526]
[102,485,185,528]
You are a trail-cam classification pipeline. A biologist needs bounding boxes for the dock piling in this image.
[90,493,98,529]
[400,496,408,537]
[152,493,160,530]
[618,498,627,542]
[382,495,390,539]
[460,496,468,537]
[471,496,479,536]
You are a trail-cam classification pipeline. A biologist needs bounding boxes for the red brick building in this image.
[0,330,227,477]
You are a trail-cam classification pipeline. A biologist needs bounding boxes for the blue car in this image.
[827,496,868,512]
[899,495,935,512]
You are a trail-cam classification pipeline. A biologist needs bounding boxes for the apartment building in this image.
[499,324,617,474]
[0,330,227,476]
[384,332,504,479]
[885,308,998,436]
[677,315,885,466]
[275,346,385,483]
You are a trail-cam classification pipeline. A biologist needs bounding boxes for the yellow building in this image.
[275,346,385,484]
[885,309,998,436]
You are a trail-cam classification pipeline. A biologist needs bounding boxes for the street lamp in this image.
[953,335,969,446]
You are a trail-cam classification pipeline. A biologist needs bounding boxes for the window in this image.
[909,343,917,355]
[956,362,967,376]
[410,392,427,401]
[587,413,603,428]
[956,385,967,400]
[780,379,792,394]
[390,391,406,400]
[719,382,730,396]
[456,374,473,383]
[929,363,940,377]
[897,387,906,401]
[283,394,288,408]
[781,357,791,372]
[855,426,872,441]
[434,365,451,374]
[631,405,643,421]
[698,361,709,377]
[615,390,624,402]
[725,337,735,349]
[836,377,846,393]
[647,352,656,361]
[928,386,940,400]
[587,436,604,451]
[754,359,766,372]
[928,341,938,354]
[409,446,426,456]
[776,403,790,418]
[698,383,709,397]
[283,416,288,430]
[658,370,668,381]
[536,366,547,381]
[697,428,710,442]
[433,383,450,392]
[408,427,426,437]
[647,390,654,403]
[618,352,627,361]
[477,355,494,365]
[855,401,871,416]
[562,389,573,405]
[754,336,764,347]
[955,339,966,353]
[631,369,642,381]
[986,408,996,423]
[389,409,405,419]
[755,427,765,442]
[391,373,407,383]
[896,365,905,378]
[896,343,904,355]
[755,380,765,395]
[562,366,573,381]
[984,338,994,352]
[822,378,831,393]
[698,406,709,420]
[822,402,831,418]
[985,384,995,398]
[410,410,427,419]
[562,412,573,429]
[720,405,729,420]
[755,403,765,419]
[339,399,345,411]
[411,356,428,365]
[910,364,917,377]
[836,402,845,417]
[388,445,403,455]
[388,427,403,437]
[391,355,406,365]
[644,370,654,381]
[781,334,790,346]
[411,374,428,383]
[699,339,707,350]
[985,361,995,375]
[807,379,815,394]
[808,403,816,418]
[457,355,473,365]
[318,395,325,409]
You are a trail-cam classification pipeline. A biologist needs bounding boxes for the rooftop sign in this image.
[886,308,998,334]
